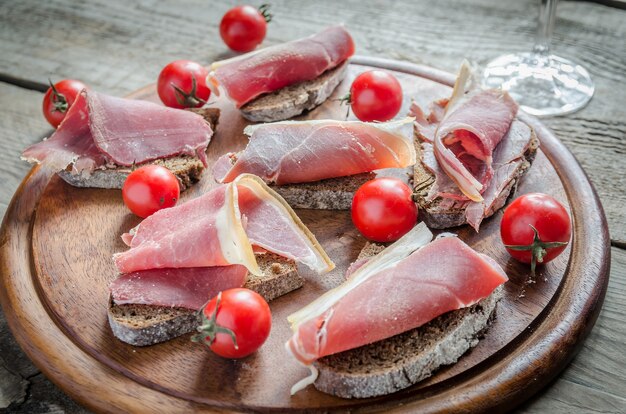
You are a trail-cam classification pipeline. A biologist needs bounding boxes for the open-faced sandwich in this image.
[213,118,415,209]
[108,173,334,346]
[21,89,219,190]
[208,25,354,122]
[286,223,507,398]
[410,61,539,231]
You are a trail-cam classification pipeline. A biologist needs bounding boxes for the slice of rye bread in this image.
[57,107,220,191]
[272,172,376,210]
[108,252,303,346]
[239,61,349,123]
[313,242,504,399]
[412,121,539,229]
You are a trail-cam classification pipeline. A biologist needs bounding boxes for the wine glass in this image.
[483,0,594,117]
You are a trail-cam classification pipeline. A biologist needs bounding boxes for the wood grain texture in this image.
[0,83,80,412]
[0,59,611,413]
[0,0,624,412]
[519,247,626,413]
[0,0,623,242]
[0,84,50,218]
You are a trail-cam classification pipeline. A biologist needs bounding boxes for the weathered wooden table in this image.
[0,0,624,412]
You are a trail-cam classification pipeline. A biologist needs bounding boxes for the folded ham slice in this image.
[420,120,534,230]
[208,25,355,108]
[22,90,213,176]
[412,62,518,202]
[286,224,507,371]
[110,266,248,310]
[213,118,416,185]
[114,174,334,275]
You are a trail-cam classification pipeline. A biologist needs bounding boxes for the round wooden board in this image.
[0,57,610,413]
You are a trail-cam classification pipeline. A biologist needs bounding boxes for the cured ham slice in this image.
[110,265,248,310]
[286,224,507,367]
[114,174,334,275]
[22,91,108,175]
[22,90,213,176]
[214,118,416,185]
[412,62,518,201]
[209,25,355,108]
[420,120,534,230]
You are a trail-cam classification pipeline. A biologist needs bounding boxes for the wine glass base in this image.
[483,53,595,117]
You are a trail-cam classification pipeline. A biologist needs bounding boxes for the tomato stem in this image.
[259,4,272,23]
[48,78,69,114]
[171,74,207,108]
[335,92,352,119]
[504,224,568,277]
[192,292,238,349]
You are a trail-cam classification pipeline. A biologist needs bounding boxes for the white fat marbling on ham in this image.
[213,118,416,185]
[114,174,333,275]
[210,25,355,108]
[110,265,248,309]
[287,233,507,365]
[21,90,213,176]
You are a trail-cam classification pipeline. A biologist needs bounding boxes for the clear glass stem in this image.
[533,0,558,55]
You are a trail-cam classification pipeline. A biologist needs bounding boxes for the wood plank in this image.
[1,0,623,241]
[518,377,626,414]
[2,1,623,92]
[0,84,49,218]
[0,82,89,412]
[559,246,626,397]
[520,248,626,413]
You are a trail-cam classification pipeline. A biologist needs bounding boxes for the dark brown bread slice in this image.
[108,252,303,346]
[313,242,503,398]
[57,107,220,191]
[412,121,539,229]
[239,61,349,123]
[272,172,375,210]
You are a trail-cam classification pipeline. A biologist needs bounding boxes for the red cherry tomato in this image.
[122,165,180,218]
[351,178,418,242]
[42,79,87,128]
[500,193,571,275]
[193,288,271,359]
[157,60,211,109]
[220,5,271,53]
[348,70,403,122]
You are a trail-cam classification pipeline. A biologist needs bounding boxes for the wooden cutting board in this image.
[0,57,610,413]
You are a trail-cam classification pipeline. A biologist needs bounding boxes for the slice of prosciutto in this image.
[213,118,416,185]
[114,174,334,275]
[22,90,213,176]
[286,224,507,371]
[419,119,534,231]
[110,265,248,310]
[208,25,355,108]
[414,61,518,201]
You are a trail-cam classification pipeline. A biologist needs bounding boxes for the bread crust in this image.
[272,172,375,210]
[239,61,349,123]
